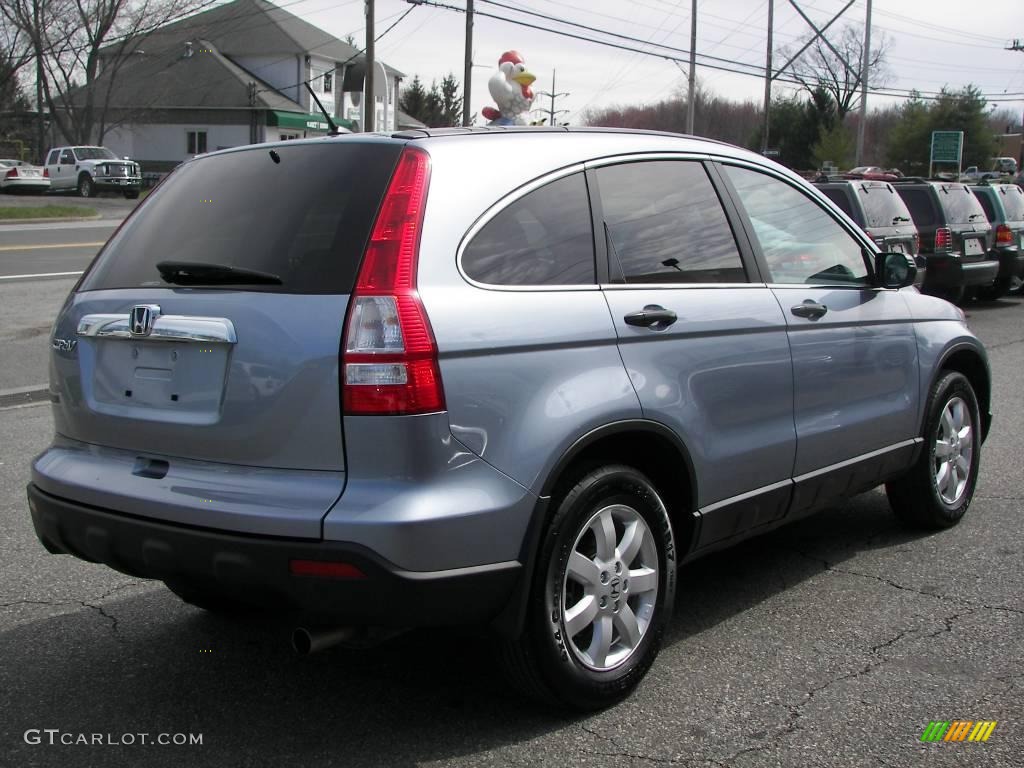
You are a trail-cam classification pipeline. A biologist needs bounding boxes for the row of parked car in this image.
[0,145,142,199]
[814,177,1024,303]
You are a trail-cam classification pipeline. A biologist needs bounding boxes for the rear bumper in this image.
[27,483,520,627]
[994,247,1024,279]
[922,255,999,288]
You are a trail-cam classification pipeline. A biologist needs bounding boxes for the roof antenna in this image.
[304,82,340,136]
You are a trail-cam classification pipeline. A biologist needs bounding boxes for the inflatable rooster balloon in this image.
[481,51,536,126]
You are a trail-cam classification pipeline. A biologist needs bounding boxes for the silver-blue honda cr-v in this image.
[28,128,990,710]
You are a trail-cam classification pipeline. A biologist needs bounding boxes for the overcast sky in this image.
[293,0,1024,125]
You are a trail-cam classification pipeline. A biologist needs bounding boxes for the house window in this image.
[279,133,300,141]
[322,72,332,93]
[187,130,207,155]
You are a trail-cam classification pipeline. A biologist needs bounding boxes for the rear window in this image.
[897,188,936,227]
[857,184,912,229]
[80,142,403,294]
[936,184,987,225]
[998,185,1024,221]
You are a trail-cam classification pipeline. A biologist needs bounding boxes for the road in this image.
[0,283,1022,767]
[0,221,116,391]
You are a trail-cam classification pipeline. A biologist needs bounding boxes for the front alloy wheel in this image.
[886,371,981,529]
[933,396,974,505]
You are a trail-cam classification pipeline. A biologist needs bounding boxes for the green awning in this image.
[267,110,355,132]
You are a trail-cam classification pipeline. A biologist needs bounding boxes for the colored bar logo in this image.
[920,721,997,742]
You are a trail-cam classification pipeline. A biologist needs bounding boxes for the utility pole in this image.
[463,0,473,126]
[365,0,375,131]
[536,70,570,126]
[33,0,45,163]
[855,0,872,166]
[687,0,697,134]
[761,0,773,153]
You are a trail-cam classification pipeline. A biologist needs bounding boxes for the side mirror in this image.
[876,251,917,289]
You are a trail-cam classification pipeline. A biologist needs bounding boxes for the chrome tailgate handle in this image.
[77,311,237,344]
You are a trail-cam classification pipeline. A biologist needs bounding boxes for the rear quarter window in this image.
[973,190,997,222]
[461,172,596,286]
[80,142,403,294]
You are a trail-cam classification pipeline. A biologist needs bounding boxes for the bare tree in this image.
[1,0,209,145]
[782,24,890,121]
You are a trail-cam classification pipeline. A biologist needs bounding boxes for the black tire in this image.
[163,579,262,615]
[124,190,139,199]
[976,277,1011,302]
[931,284,965,305]
[500,465,677,711]
[886,371,981,529]
[77,174,95,198]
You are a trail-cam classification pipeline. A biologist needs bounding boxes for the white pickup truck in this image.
[43,146,141,198]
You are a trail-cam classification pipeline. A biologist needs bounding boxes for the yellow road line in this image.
[0,241,105,252]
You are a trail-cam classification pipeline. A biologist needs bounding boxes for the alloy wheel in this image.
[560,504,659,671]
[934,395,974,505]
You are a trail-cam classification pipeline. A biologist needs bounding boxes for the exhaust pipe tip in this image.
[291,626,356,656]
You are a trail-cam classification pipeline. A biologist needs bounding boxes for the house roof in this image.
[80,41,305,112]
[104,0,403,77]
[396,110,426,129]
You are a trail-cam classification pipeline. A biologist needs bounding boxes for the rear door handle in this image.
[791,301,828,320]
[624,304,678,328]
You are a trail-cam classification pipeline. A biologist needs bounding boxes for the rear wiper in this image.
[968,214,984,221]
[892,215,910,224]
[156,261,282,286]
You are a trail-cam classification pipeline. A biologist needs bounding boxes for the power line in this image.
[418,0,1024,103]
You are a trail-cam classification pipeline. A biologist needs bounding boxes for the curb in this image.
[0,214,104,225]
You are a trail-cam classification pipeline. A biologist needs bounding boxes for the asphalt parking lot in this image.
[0,295,1021,767]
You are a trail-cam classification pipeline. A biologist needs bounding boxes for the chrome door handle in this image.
[790,301,828,320]
[624,305,678,329]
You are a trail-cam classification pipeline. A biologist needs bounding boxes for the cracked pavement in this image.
[1,298,1022,767]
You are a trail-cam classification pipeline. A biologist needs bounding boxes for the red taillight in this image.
[934,227,952,252]
[4,168,17,179]
[289,560,366,580]
[43,167,49,177]
[996,224,1013,244]
[342,147,444,415]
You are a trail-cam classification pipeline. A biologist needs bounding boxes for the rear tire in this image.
[500,465,677,711]
[976,277,1011,301]
[886,371,981,529]
[124,190,139,200]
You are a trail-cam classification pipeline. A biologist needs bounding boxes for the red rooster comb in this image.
[498,50,524,66]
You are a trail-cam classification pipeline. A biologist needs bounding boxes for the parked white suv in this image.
[44,146,141,198]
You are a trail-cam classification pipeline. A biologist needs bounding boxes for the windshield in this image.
[74,147,117,161]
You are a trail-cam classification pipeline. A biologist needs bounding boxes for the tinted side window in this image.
[46,150,58,165]
[723,165,870,286]
[462,172,596,286]
[896,188,937,226]
[820,188,858,221]
[973,190,996,222]
[597,161,746,284]
[59,150,74,164]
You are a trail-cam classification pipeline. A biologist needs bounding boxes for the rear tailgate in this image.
[41,140,403,536]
